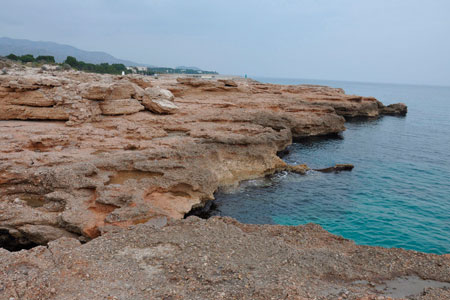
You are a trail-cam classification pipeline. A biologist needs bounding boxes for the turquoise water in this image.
[214,78,450,254]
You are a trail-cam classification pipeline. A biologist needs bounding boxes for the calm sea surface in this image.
[214,77,450,254]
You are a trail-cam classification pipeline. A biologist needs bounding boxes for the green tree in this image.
[36,55,55,63]
[6,53,18,61]
[64,56,79,68]
[19,54,35,63]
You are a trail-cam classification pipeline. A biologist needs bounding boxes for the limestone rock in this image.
[0,66,407,244]
[107,82,139,100]
[18,225,78,244]
[218,79,238,87]
[127,76,153,89]
[0,105,69,120]
[379,102,408,116]
[286,164,310,174]
[144,87,175,101]
[80,83,110,100]
[142,98,179,114]
[0,217,448,300]
[99,99,145,115]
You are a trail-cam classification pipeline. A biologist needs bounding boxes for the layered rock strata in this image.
[1,64,406,247]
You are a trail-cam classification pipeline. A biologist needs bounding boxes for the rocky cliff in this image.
[0,64,407,247]
[3,63,447,300]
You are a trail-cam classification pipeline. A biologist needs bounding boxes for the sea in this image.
[213,77,450,254]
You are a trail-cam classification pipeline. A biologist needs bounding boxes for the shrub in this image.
[64,56,79,68]
[6,53,19,61]
[19,54,35,63]
[36,55,55,63]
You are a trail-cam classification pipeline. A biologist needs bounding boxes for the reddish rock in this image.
[0,217,448,300]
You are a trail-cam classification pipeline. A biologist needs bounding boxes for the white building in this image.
[126,66,148,73]
[136,66,147,72]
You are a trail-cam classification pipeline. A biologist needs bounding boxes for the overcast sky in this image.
[1,0,449,85]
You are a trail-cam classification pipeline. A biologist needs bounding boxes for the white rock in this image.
[142,98,178,114]
[144,87,174,101]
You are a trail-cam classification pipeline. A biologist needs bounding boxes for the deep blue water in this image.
[214,77,450,254]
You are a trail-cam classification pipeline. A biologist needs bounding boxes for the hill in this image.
[0,37,143,66]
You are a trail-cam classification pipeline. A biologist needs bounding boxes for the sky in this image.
[1,0,450,86]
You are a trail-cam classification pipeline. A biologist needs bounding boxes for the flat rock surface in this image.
[0,217,448,299]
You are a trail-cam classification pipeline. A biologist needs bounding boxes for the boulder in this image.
[18,225,78,245]
[286,164,310,175]
[218,79,238,87]
[379,102,408,116]
[142,98,179,114]
[128,76,153,89]
[315,164,354,173]
[99,99,145,115]
[144,87,175,101]
[108,82,139,100]
[80,83,110,100]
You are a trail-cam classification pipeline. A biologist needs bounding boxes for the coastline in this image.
[0,62,406,244]
[1,61,449,299]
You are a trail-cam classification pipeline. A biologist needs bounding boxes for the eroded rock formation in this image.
[0,64,406,247]
[1,62,448,300]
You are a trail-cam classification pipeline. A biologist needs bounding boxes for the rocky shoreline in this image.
[1,61,448,299]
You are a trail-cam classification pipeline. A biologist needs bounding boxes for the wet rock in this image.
[286,164,310,174]
[315,164,354,173]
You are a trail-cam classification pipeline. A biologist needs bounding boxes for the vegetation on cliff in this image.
[6,53,55,64]
[64,56,128,75]
[4,53,218,76]
[5,53,128,75]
